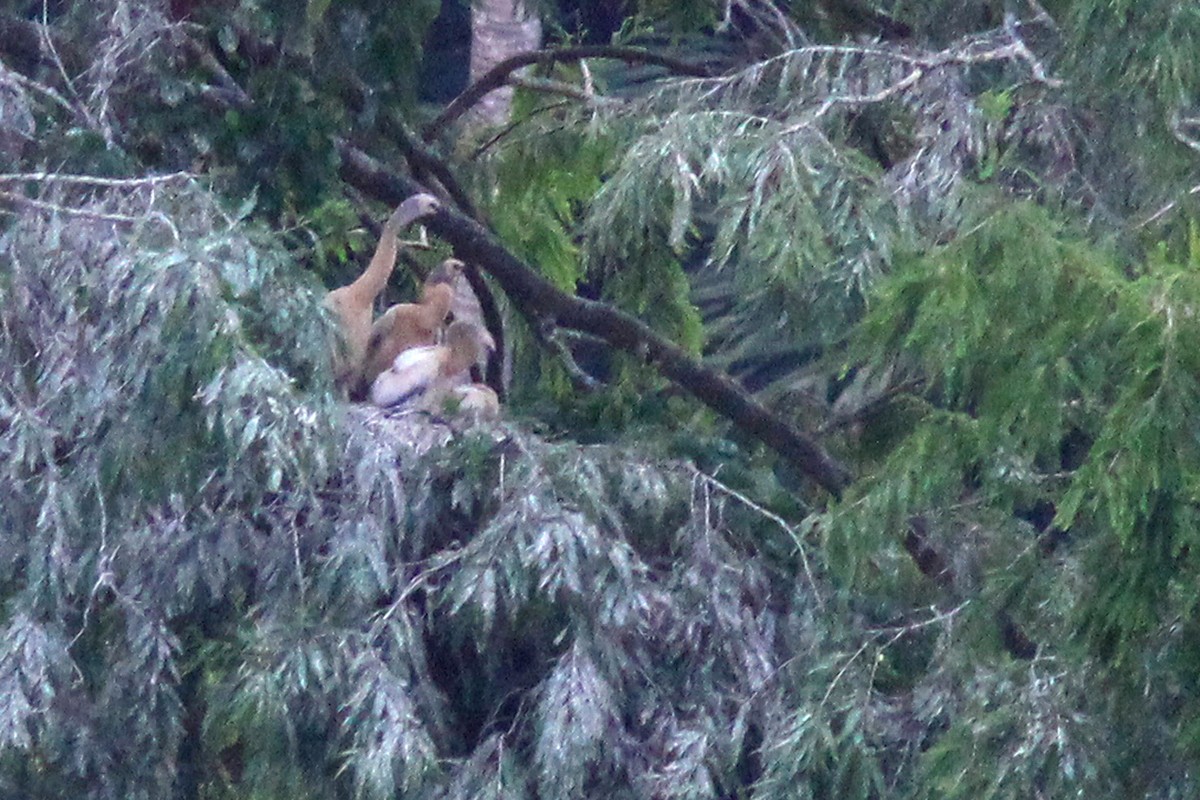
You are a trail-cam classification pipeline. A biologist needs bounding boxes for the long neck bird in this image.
[370,320,496,412]
[325,193,440,392]
[357,258,465,394]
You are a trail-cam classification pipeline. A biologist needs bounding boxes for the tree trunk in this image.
[467,0,541,128]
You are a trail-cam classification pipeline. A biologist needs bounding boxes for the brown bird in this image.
[369,320,496,411]
[325,193,440,392]
[356,258,465,394]
[446,383,501,419]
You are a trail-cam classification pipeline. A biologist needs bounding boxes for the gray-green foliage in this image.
[827,201,1200,798]
[478,17,1069,413]
[0,184,902,799]
[0,182,333,797]
[11,0,1200,797]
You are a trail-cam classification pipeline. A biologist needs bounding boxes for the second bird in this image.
[370,320,496,411]
[355,258,465,397]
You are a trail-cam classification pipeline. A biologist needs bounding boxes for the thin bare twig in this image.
[1138,183,1200,229]
[509,75,623,107]
[687,464,824,609]
[1,65,75,117]
[819,601,969,708]
[40,0,93,128]
[423,45,714,139]
[540,325,604,394]
[1004,12,1062,87]
[468,101,572,160]
[0,171,193,186]
[0,190,181,240]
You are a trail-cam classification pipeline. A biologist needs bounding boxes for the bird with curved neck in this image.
[356,258,465,395]
[325,193,440,393]
[370,320,496,411]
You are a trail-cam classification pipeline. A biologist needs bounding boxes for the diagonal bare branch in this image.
[337,145,854,498]
[422,44,716,139]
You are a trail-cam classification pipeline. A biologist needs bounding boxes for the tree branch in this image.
[508,74,623,107]
[422,45,715,140]
[337,144,853,498]
[172,31,849,496]
[384,113,480,219]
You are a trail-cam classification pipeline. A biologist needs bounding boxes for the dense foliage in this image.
[4,0,1200,798]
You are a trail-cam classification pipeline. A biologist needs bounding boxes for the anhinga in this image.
[370,320,496,412]
[324,193,440,392]
[357,258,465,394]
[446,383,501,419]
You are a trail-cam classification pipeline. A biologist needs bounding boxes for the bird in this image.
[370,320,496,412]
[446,383,501,419]
[356,258,465,395]
[325,193,440,393]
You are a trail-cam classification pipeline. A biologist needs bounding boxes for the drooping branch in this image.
[337,144,853,498]
[422,45,716,140]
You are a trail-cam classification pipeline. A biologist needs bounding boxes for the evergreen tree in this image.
[1,0,1200,797]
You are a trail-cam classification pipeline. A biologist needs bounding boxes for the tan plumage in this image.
[325,194,440,391]
[446,265,492,376]
[446,383,501,419]
[370,320,496,411]
[357,258,465,393]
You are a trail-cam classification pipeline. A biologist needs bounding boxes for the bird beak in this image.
[479,329,497,351]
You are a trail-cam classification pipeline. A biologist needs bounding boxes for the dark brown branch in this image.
[384,114,480,219]
[337,144,853,498]
[903,515,955,591]
[422,45,715,140]
[180,38,252,107]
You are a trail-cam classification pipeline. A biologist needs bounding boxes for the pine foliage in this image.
[0,183,906,799]
[827,202,1200,797]
[466,17,1072,415]
[9,0,1200,797]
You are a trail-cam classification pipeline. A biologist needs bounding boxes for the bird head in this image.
[427,258,465,286]
[387,193,441,231]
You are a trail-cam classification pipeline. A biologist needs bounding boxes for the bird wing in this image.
[363,302,443,384]
[370,345,444,408]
